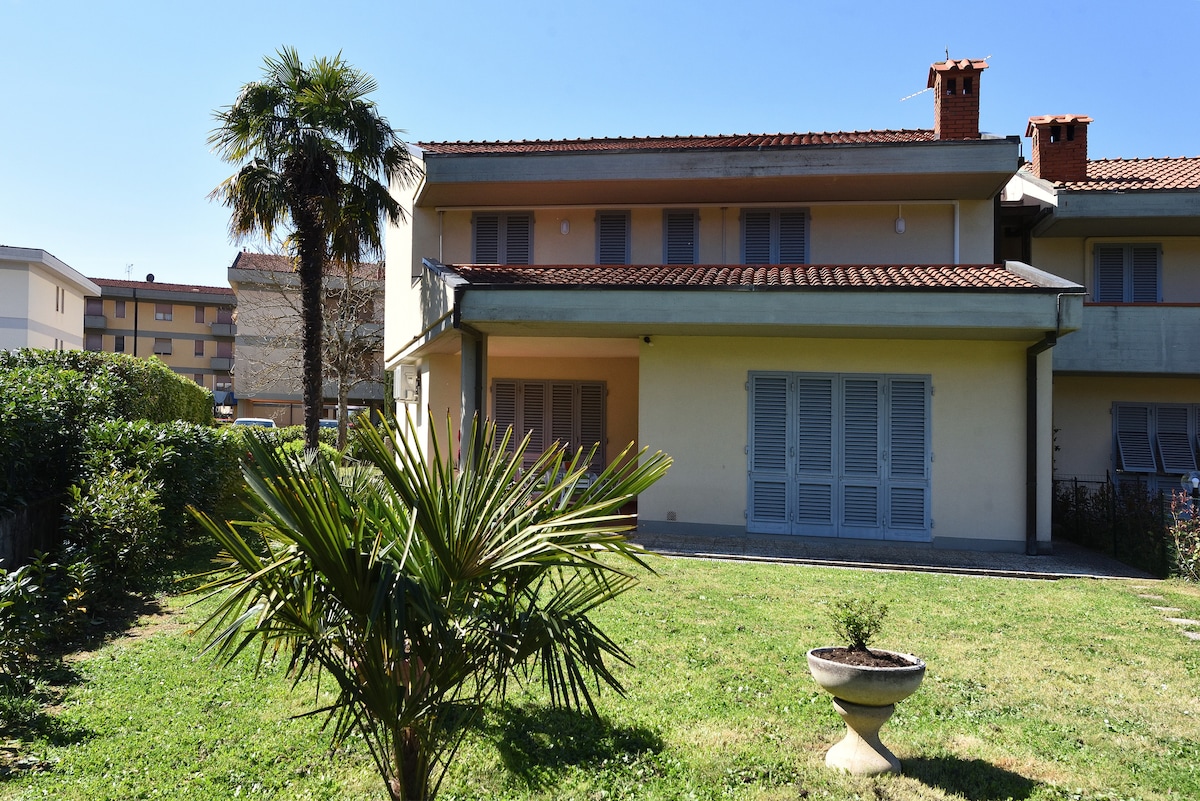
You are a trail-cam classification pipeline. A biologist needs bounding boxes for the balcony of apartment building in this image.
[210,305,237,338]
[1053,302,1200,376]
[84,297,106,330]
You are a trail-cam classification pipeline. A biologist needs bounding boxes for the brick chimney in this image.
[1026,115,1093,183]
[927,58,989,140]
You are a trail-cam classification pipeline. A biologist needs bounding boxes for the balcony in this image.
[84,315,107,330]
[1053,304,1200,376]
[210,323,237,337]
[210,357,234,371]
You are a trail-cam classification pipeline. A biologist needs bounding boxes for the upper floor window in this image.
[155,303,173,321]
[115,335,126,353]
[153,337,172,356]
[115,300,126,319]
[195,306,206,324]
[85,297,103,316]
[216,306,233,325]
[194,340,205,357]
[1093,244,1160,303]
[84,333,102,352]
[596,212,631,265]
[664,210,698,265]
[742,209,808,264]
[473,213,531,264]
[1114,402,1198,475]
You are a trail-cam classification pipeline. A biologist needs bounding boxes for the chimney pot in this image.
[927,58,989,140]
[1026,115,1093,183]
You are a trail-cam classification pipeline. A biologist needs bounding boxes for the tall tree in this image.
[210,47,415,448]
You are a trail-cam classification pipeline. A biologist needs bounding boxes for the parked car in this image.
[318,419,338,429]
[233,417,277,428]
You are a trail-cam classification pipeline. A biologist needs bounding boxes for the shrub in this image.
[0,554,91,689]
[827,598,889,651]
[1168,491,1200,582]
[64,467,164,593]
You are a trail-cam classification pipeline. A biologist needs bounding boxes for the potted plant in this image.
[806,598,925,776]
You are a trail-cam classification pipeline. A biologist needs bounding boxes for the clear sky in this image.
[3,0,1198,288]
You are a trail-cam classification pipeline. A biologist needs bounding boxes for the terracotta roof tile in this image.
[91,277,233,295]
[1057,157,1200,191]
[926,58,989,87]
[451,264,1040,290]
[1025,114,1094,136]
[419,130,935,156]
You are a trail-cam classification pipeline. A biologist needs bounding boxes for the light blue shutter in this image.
[474,215,500,263]
[597,213,629,265]
[1115,404,1157,472]
[1094,245,1125,302]
[796,376,835,529]
[778,212,807,263]
[1131,245,1160,302]
[743,212,772,263]
[1156,405,1196,473]
[505,215,531,264]
[840,378,881,534]
[748,374,790,533]
[665,211,697,264]
[887,378,930,533]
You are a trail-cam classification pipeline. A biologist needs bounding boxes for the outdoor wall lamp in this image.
[895,204,906,235]
[560,219,570,235]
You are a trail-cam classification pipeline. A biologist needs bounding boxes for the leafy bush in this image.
[0,554,91,689]
[827,598,889,651]
[64,468,164,592]
[1168,491,1200,581]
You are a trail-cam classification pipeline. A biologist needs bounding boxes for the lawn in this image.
[3,556,1199,800]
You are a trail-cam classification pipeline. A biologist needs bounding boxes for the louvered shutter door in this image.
[887,378,930,533]
[519,382,546,465]
[743,212,772,263]
[578,383,605,471]
[840,378,881,534]
[597,213,629,265]
[550,383,575,451]
[665,212,697,264]
[748,374,790,533]
[795,376,835,530]
[475,215,500,264]
[1115,404,1158,472]
[1131,246,1159,302]
[777,212,807,263]
[505,215,531,264]
[1156,406,1196,472]
[493,381,518,454]
[1094,245,1126,302]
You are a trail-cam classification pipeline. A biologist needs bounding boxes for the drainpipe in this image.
[1026,330,1057,555]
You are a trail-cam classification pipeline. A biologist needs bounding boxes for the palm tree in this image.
[209,47,416,448]
[194,419,671,800]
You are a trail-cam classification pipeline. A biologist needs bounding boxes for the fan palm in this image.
[193,418,671,800]
[209,47,416,448]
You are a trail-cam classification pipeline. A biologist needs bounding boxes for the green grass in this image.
[4,558,1200,800]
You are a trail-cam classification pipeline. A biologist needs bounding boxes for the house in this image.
[0,246,99,351]
[83,277,236,406]
[384,59,1086,554]
[228,252,385,426]
[1002,117,1200,493]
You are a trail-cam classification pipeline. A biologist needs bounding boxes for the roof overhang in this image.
[0,246,100,296]
[97,283,234,305]
[417,139,1021,207]
[1033,190,1200,237]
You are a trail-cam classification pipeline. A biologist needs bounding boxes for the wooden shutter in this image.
[778,211,807,263]
[505,215,531,265]
[742,211,772,263]
[493,380,518,453]
[474,215,500,263]
[887,378,930,531]
[579,383,605,471]
[840,378,881,533]
[1093,245,1125,302]
[748,374,790,533]
[519,382,546,461]
[1130,245,1159,302]
[1156,405,1196,473]
[549,383,575,450]
[665,211,697,264]
[1115,404,1157,472]
[597,212,629,265]
[795,376,835,528]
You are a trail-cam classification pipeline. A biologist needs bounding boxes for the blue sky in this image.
[3,0,1198,288]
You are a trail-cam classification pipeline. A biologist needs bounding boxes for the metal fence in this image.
[0,496,62,570]
[1052,474,1172,577]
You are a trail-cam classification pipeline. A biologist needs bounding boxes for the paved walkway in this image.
[631,530,1154,580]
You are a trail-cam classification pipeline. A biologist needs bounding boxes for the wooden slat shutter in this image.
[778,211,807,263]
[493,380,518,453]
[505,215,531,265]
[1094,245,1125,302]
[1130,245,1159,302]
[474,215,500,264]
[597,212,629,265]
[665,211,697,264]
[887,378,930,531]
[743,211,772,264]
[519,382,546,462]
[748,374,790,533]
[1156,406,1196,473]
[795,376,835,528]
[579,383,605,471]
[550,383,575,450]
[840,378,881,532]
[1115,404,1158,472]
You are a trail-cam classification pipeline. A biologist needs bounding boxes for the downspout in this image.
[952,201,960,265]
[1026,294,1063,555]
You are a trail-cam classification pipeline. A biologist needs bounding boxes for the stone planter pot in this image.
[806,647,926,776]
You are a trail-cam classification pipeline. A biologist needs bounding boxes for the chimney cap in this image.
[1026,114,1094,137]
[927,58,989,88]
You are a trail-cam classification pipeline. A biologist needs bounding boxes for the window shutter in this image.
[579,383,605,471]
[550,383,575,449]
[777,212,807,263]
[505,215,531,265]
[597,212,629,265]
[1130,245,1159,302]
[795,376,835,528]
[1094,245,1125,302]
[889,379,928,478]
[889,486,927,529]
[748,374,790,532]
[842,378,880,477]
[519,382,546,465]
[743,212,772,263]
[1156,406,1196,472]
[1115,404,1158,472]
[665,211,697,264]
[474,215,500,263]
[842,484,880,527]
[493,380,518,453]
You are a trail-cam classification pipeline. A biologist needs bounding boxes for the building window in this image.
[596,211,630,265]
[193,373,205,386]
[115,300,126,319]
[85,297,103,316]
[742,209,808,264]
[115,335,126,353]
[491,379,606,471]
[1094,244,1160,303]
[155,304,173,321]
[473,213,532,264]
[1114,402,1200,477]
[153,338,172,356]
[217,306,233,324]
[664,210,699,265]
[195,306,206,324]
[84,333,102,352]
[216,340,233,358]
[215,378,233,392]
[194,340,205,357]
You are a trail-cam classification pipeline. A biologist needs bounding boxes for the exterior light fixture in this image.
[894,205,906,235]
[560,219,570,235]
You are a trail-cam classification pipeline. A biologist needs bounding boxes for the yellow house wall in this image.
[810,204,955,263]
[637,336,1035,546]
[1032,236,1200,301]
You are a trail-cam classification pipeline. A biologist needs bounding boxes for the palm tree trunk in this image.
[386,726,430,801]
[293,209,325,451]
